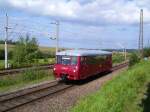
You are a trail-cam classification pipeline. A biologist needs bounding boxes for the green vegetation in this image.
[71,61,150,112]
[0,60,13,69]
[0,60,4,69]
[0,69,54,93]
[143,47,150,57]
[0,58,55,70]
[0,37,56,69]
[12,35,42,67]
[129,52,140,66]
[38,58,55,65]
[112,52,127,65]
[0,39,16,45]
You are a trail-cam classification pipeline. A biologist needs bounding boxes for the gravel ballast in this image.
[11,67,127,112]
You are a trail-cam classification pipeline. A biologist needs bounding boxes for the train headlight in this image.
[75,66,78,70]
[73,70,76,72]
[54,67,56,71]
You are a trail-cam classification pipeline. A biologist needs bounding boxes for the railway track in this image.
[0,64,54,76]
[112,61,129,71]
[0,62,129,112]
[0,80,73,112]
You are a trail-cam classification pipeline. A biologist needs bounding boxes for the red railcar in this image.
[53,50,112,81]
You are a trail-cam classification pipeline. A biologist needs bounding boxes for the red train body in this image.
[53,50,112,81]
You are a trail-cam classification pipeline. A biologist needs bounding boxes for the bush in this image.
[12,35,39,67]
[0,49,4,60]
[0,49,13,60]
[129,52,140,66]
[112,53,125,64]
[143,47,150,57]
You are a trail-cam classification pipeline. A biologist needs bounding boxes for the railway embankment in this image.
[71,60,150,112]
[0,69,54,93]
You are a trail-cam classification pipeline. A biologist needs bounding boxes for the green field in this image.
[0,44,56,53]
[0,44,15,51]
[71,60,150,112]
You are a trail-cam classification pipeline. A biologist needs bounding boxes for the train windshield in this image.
[57,56,77,65]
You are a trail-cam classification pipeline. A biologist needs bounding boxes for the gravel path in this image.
[11,67,127,112]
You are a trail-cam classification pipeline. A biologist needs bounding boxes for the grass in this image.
[71,60,150,112]
[0,58,55,70]
[0,60,13,69]
[0,69,54,93]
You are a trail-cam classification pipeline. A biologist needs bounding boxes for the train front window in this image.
[62,56,71,65]
[57,56,77,65]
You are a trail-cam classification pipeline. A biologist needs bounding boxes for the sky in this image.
[0,0,150,49]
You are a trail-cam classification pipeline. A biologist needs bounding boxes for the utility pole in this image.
[56,20,59,53]
[118,43,126,61]
[138,9,144,58]
[50,20,59,54]
[124,48,127,60]
[4,13,11,69]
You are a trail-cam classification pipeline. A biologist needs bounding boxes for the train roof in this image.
[56,50,112,56]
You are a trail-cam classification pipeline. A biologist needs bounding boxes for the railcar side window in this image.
[81,56,106,64]
[71,56,78,65]
[81,57,86,65]
[95,56,106,63]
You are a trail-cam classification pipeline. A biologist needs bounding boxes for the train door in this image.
[103,55,112,71]
[107,55,112,69]
[79,56,89,79]
[100,55,107,72]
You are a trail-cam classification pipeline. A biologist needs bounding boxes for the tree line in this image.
[0,39,17,45]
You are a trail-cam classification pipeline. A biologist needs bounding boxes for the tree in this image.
[12,34,39,67]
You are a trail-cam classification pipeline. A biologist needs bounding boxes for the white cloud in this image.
[1,0,150,24]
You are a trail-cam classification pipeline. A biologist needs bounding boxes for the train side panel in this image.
[78,55,112,80]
